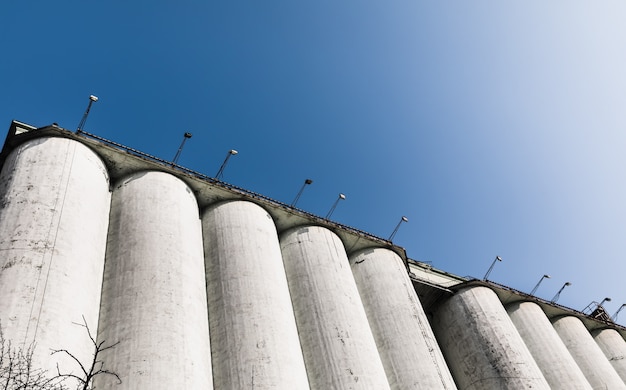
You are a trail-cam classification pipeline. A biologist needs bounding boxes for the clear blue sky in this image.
[2,1,626,321]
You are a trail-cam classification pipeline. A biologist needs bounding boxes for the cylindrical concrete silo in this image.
[552,316,626,389]
[202,200,310,389]
[432,286,550,390]
[280,226,390,390]
[592,328,626,382]
[95,171,212,389]
[349,247,457,390]
[506,301,592,389]
[0,137,111,374]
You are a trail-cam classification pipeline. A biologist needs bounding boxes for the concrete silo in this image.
[202,200,310,389]
[6,121,626,390]
[506,301,592,389]
[95,171,212,389]
[552,316,626,389]
[0,137,111,374]
[433,285,549,390]
[280,226,390,390]
[349,247,457,390]
[592,328,626,382]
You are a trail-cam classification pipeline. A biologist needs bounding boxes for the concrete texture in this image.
[202,200,310,389]
[433,286,549,390]
[349,247,457,390]
[2,126,626,389]
[280,226,390,390]
[552,316,626,390]
[507,301,592,390]
[95,171,212,389]
[0,137,111,374]
[592,328,626,382]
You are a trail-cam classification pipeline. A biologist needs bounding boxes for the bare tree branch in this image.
[51,317,121,390]
[0,318,120,390]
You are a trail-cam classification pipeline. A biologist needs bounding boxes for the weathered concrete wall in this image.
[3,129,626,390]
[280,226,390,390]
[552,316,626,390]
[507,301,592,389]
[433,286,549,390]
[0,137,111,374]
[203,200,310,389]
[350,247,457,390]
[592,328,626,383]
[95,171,212,389]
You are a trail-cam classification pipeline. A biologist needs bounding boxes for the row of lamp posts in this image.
[483,256,624,321]
[75,96,408,238]
[79,95,623,320]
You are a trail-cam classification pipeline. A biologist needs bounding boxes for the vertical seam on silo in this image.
[26,140,76,344]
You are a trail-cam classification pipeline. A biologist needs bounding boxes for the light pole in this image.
[612,304,626,322]
[530,274,551,295]
[483,256,502,281]
[388,216,408,241]
[172,132,192,165]
[215,149,238,180]
[291,179,313,207]
[76,94,98,133]
[325,193,346,219]
[598,297,612,308]
[550,282,571,303]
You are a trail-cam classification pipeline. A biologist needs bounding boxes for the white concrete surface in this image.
[433,286,549,390]
[4,128,626,390]
[95,171,212,389]
[350,248,457,390]
[280,226,390,390]
[552,316,626,390]
[0,137,111,374]
[507,301,592,389]
[408,262,465,288]
[202,200,310,389]
[592,328,626,383]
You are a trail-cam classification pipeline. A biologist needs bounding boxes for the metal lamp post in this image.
[215,149,238,180]
[483,256,502,281]
[76,94,98,133]
[291,179,313,207]
[325,193,346,219]
[551,282,571,303]
[388,216,408,241]
[530,274,551,295]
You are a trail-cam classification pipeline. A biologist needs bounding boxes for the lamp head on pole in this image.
[599,297,612,307]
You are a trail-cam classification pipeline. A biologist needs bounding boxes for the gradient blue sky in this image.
[2,1,626,320]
